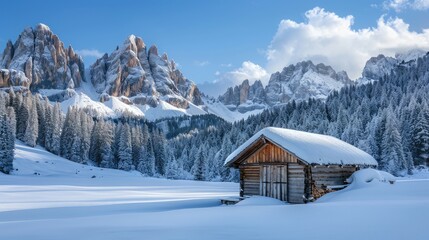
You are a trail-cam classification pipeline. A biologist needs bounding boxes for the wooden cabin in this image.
[224,127,378,203]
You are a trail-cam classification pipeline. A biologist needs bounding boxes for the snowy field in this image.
[0,142,428,240]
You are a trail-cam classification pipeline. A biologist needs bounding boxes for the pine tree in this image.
[16,95,29,141]
[23,96,39,147]
[412,102,429,165]
[152,130,167,175]
[380,109,406,175]
[191,147,206,181]
[0,98,14,174]
[50,103,62,155]
[79,111,92,163]
[99,121,114,168]
[118,123,133,171]
[35,96,46,147]
[137,137,155,176]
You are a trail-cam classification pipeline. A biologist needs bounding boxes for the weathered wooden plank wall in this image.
[243,142,299,165]
[310,166,356,188]
[287,163,305,204]
[241,165,260,196]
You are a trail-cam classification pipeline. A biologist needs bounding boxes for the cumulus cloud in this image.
[266,7,429,79]
[383,0,429,11]
[75,49,104,58]
[199,61,268,97]
[223,61,268,84]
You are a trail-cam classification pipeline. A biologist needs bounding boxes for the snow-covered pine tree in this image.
[165,148,183,179]
[50,102,62,155]
[7,107,16,140]
[152,129,167,175]
[412,101,429,165]
[99,121,114,168]
[79,111,92,163]
[69,109,82,163]
[191,147,206,181]
[137,137,155,176]
[23,96,39,147]
[380,108,407,175]
[118,123,133,171]
[44,98,54,152]
[16,95,29,141]
[0,97,14,174]
[35,95,46,147]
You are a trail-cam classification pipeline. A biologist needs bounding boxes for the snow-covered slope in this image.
[12,140,141,177]
[0,159,427,240]
[204,98,264,122]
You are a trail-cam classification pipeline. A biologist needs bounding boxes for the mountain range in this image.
[1,24,427,122]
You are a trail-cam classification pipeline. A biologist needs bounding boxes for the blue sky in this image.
[1,0,429,95]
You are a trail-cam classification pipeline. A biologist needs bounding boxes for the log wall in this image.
[310,166,356,188]
[240,165,260,196]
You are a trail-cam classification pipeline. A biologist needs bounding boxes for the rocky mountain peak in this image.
[90,35,203,108]
[0,23,85,90]
[219,60,352,112]
[148,45,158,56]
[360,50,428,84]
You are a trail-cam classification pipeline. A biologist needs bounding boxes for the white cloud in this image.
[223,61,268,84]
[75,49,104,58]
[199,61,268,97]
[383,0,429,11]
[194,60,209,67]
[266,7,429,79]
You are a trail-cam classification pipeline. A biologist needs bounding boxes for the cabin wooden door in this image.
[260,165,288,201]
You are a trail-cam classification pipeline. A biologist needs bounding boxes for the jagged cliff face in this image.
[361,54,398,81]
[265,61,351,105]
[358,50,429,85]
[219,80,266,112]
[0,24,84,90]
[90,35,203,108]
[219,60,352,111]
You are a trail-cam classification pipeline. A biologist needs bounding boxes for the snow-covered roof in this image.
[224,127,378,167]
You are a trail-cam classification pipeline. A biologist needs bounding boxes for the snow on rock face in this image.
[0,23,85,90]
[265,61,351,105]
[359,50,428,84]
[218,61,351,115]
[361,54,397,81]
[225,127,378,167]
[90,35,203,110]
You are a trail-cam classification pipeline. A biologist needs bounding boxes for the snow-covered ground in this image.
[0,142,428,240]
